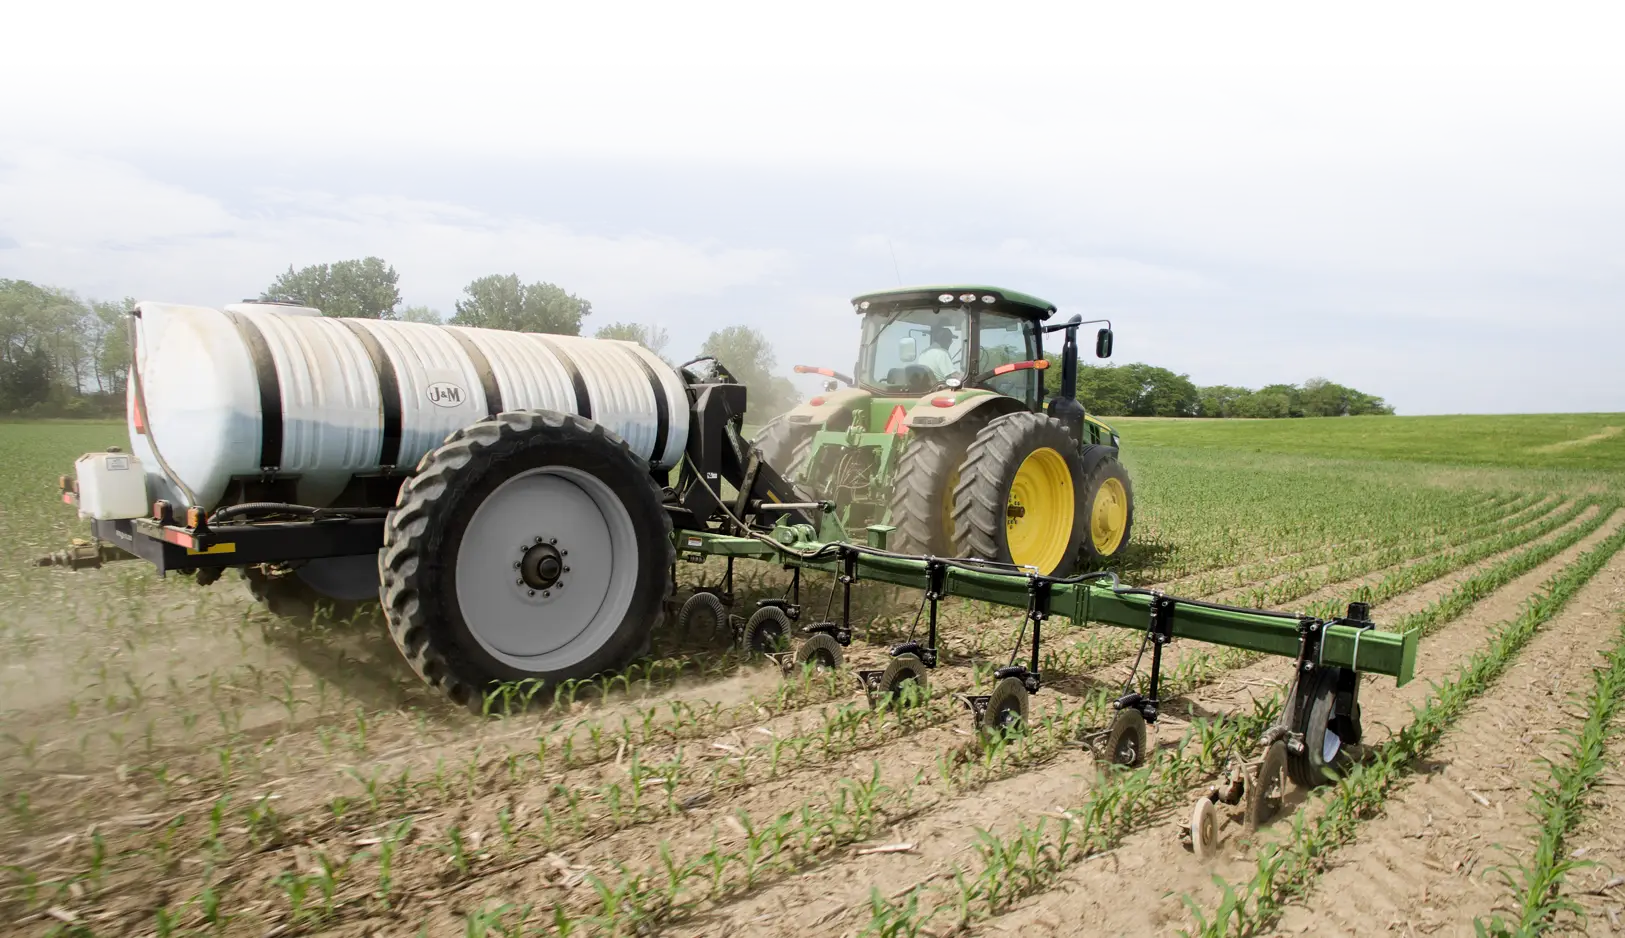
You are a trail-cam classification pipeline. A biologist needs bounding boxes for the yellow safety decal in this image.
[187,542,236,555]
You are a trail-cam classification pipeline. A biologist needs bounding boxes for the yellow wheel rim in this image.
[1005,447,1074,574]
[1091,476,1128,555]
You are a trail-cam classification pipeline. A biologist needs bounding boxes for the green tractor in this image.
[753,285,1133,576]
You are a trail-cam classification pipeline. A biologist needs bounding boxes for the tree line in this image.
[0,279,133,415]
[0,257,801,416]
[1041,360,1394,417]
[4,256,1392,419]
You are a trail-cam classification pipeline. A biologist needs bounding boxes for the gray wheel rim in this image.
[295,555,382,602]
[454,466,637,672]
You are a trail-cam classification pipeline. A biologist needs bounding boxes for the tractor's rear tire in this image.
[243,556,379,624]
[752,414,813,481]
[889,419,987,558]
[1078,450,1134,564]
[952,412,1086,576]
[379,411,673,713]
[788,433,819,492]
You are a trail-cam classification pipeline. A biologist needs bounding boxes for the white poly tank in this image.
[127,301,689,511]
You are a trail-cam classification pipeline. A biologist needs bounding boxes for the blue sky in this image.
[2,1,1622,414]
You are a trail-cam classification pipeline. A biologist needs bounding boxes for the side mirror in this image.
[899,336,918,363]
[1095,328,1113,359]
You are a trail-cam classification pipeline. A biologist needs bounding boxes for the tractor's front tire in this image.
[379,411,673,713]
[952,412,1086,576]
[1078,447,1134,564]
[889,419,987,557]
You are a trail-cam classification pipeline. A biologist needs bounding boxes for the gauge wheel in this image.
[1105,708,1148,767]
[678,591,727,641]
[793,632,844,671]
[1190,796,1220,859]
[878,653,929,708]
[981,676,1030,737]
[744,606,792,655]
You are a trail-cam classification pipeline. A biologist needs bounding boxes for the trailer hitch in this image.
[34,539,129,570]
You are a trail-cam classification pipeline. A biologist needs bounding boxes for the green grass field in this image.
[0,414,1622,936]
[1113,412,1625,471]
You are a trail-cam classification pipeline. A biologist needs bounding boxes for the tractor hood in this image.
[1084,413,1122,447]
[784,386,871,427]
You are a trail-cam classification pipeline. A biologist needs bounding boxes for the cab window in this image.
[975,312,1039,405]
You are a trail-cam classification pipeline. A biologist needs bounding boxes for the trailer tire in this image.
[952,412,1086,576]
[890,418,987,558]
[380,411,673,713]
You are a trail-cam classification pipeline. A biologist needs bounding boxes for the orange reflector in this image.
[931,396,957,408]
[884,405,908,434]
[186,506,204,528]
[809,396,825,406]
[161,528,196,549]
[992,359,1050,376]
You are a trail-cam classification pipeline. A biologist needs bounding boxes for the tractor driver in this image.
[917,323,961,381]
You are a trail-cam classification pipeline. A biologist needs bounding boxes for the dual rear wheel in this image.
[890,411,1134,575]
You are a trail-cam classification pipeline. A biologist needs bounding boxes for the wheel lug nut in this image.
[563,566,570,573]
[527,589,536,597]
[549,538,558,545]
[513,561,520,569]
[514,578,523,586]
[542,590,551,598]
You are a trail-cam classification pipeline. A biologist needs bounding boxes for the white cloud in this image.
[0,149,789,318]
[1,2,1622,413]
[6,67,1618,286]
[861,235,1219,295]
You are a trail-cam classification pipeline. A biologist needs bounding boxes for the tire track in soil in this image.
[658,512,1618,938]
[1259,555,1625,936]
[972,509,1625,938]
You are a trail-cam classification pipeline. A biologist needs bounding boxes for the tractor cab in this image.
[853,286,1056,409]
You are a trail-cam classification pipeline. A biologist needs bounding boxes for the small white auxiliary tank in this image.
[74,449,150,521]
